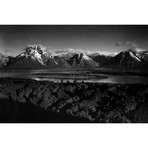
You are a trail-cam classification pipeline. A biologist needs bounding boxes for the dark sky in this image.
[0,25,148,56]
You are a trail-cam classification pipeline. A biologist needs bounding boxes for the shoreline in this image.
[1,77,148,85]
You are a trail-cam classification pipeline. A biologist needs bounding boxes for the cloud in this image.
[3,49,13,52]
[131,48,147,53]
[98,51,118,56]
[115,42,122,46]
[54,48,118,56]
[115,41,148,53]
[115,41,138,48]
[55,48,84,54]
[87,51,118,56]
[126,41,138,48]
[3,49,12,52]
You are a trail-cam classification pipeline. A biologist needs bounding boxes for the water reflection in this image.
[0,70,148,84]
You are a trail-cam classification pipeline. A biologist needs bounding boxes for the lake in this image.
[0,70,148,84]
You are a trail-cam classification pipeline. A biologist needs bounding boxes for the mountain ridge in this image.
[1,45,148,69]
[102,48,148,68]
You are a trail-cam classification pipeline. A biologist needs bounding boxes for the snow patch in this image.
[129,51,141,62]
[82,53,91,60]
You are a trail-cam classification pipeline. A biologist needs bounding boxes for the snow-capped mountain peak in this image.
[103,48,148,68]
[3,44,72,69]
[25,44,48,56]
[16,44,52,65]
[67,53,99,68]
[123,48,143,63]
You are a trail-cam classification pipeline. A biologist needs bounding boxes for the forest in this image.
[0,78,148,123]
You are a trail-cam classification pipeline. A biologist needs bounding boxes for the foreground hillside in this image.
[0,78,148,123]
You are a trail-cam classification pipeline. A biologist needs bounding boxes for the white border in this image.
[0,124,148,148]
[0,0,148,24]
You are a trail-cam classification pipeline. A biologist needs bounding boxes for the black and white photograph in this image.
[0,25,148,123]
[1,1,148,148]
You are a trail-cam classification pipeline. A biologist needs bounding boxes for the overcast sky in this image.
[0,25,148,56]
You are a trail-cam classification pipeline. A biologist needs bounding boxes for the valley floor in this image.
[0,78,148,123]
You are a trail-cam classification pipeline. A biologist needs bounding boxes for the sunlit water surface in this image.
[0,70,148,84]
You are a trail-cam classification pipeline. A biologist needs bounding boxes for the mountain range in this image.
[103,49,148,68]
[0,44,148,69]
